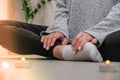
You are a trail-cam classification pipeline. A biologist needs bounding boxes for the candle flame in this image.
[21,57,26,61]
[105,60,111,65]
[2,61,9,69]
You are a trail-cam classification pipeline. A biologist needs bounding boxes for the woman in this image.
[0,0,120,61]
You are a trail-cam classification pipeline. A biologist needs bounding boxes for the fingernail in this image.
[46,47,49,50]
[41,40,43,42]
[44,45,46,48]
[78,46,81,50]
[51,44,53,46]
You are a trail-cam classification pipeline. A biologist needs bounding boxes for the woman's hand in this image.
[72,32,98,54]
[41,32,68,50]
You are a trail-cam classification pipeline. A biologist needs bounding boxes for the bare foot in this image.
[53,45,64,59]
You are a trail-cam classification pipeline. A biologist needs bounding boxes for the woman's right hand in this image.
[41,32,68,50]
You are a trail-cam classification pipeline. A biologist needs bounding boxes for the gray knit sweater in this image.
[46,0,120,46]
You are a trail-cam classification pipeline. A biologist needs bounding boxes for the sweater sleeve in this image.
[45,0,69,39]
[85,2,120,47]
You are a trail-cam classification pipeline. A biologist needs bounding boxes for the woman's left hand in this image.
[71,32,98,54]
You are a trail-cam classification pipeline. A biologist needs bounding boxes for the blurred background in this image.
[1,0,56,26]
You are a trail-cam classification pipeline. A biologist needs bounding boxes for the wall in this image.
[7,0,56,26]
[0,0,8,19]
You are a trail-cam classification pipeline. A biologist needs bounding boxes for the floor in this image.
[0,55,119,80]
[0,46,120,80]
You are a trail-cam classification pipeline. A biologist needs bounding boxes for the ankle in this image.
[53,45,64,59]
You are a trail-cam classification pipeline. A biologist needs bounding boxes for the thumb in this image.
[91,38,98,45]
[62,38,68,45]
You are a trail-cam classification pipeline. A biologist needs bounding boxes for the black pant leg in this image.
[0,20,48,35]
[0,20,61,58]
[99,30,120,61]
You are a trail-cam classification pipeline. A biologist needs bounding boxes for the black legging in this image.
[0,20,120,61]
[99,30,120,61]
[0,20,61,58]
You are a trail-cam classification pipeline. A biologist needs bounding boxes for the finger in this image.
[77,40,88,51]
[74,36,92,53]
[62,38,68,45]
[46,34,54,50]
[91,38,98,45]
[73,40,81,54]
[51,36,57,46]
[78,36,93,50]
[51,32,63,46]
[41,36,45,42]
[43,36,47,48]
[46,39,52,50]
[72,33,82,47]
